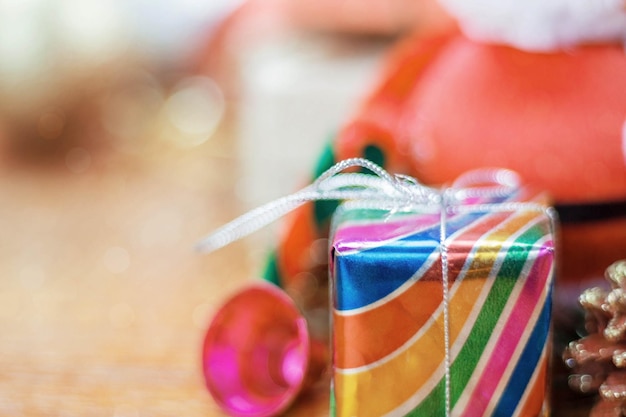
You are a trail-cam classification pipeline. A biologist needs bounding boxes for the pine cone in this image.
[564,260,626,417]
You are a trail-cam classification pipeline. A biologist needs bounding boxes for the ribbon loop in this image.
[196,158,524,253]
[196,158,432,253]
[451,168,522,201]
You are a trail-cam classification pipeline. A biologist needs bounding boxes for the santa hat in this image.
[439,0,626,51]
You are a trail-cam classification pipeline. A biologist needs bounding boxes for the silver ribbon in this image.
[196,158,523,253]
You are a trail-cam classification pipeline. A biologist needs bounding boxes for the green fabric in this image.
[313,141,339,231]
[362,144,386,171]
[261,139,337,286]
[261,250,281,285]
[260,140,390,288]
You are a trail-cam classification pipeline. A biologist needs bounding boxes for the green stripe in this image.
[406,224,544,416]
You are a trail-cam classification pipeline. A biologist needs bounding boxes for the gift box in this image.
[330,187,556,417]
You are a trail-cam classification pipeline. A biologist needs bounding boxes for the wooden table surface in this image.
[0,117,330,417]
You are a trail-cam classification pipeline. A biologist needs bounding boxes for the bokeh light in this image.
[165,76,225,148]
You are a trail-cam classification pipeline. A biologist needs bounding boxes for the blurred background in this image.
[0,0,452,415]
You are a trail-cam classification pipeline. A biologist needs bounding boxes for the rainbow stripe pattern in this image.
[329,191,555,417]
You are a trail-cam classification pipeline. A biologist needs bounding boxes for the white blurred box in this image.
[235,33,389,208]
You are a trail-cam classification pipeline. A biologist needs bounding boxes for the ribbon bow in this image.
[196,158,523,253]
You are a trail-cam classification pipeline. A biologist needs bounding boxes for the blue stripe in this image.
[334,211,489,310]
[491,288,552,416]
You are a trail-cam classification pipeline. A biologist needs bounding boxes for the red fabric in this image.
[395,38,626,203]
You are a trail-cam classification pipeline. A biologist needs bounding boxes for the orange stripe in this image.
[334,211,511,369]
[334,277,442,369]
[334,275,487,417]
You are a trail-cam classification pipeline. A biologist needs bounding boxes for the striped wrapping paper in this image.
[329,190,555,417]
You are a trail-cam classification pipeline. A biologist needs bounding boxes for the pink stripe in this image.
[333,193,522,251]
[333,213,440,251]
[458,241,553,417]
